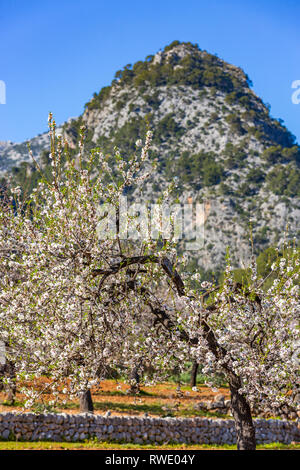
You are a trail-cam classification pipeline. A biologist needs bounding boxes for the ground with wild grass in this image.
[0,440,299,451]
[0,378,231,418]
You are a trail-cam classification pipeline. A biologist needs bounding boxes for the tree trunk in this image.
[0,360,16,404]
[190,361,198,388]
[229,377,256,450]
[129,366,140,394]
[79,389,94,413]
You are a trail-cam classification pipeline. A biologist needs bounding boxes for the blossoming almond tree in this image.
[0,116,183,408]
[0,115,299,450]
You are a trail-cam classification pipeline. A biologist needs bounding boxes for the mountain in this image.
[1,41,299,274]
[0,127,64,175]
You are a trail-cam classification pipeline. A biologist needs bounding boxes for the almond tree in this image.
[0,116,298,450]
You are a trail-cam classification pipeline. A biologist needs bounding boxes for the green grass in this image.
[1,400,24,407]
[0,440,298,451]
[57,400,229,419]
[168,367,228,388]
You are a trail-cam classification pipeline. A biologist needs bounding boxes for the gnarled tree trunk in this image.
[79,389,94,413]
[229,376,256,450]
[0,359,16,404]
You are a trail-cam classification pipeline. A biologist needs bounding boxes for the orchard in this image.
[0,116,299,450]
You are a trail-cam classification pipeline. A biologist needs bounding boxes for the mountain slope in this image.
[0,126,64,175]
[1,41,299,272]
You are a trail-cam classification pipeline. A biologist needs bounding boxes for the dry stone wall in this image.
[0,412,299,445]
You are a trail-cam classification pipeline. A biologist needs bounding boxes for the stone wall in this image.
[0,412,299,445]
[195,393,299,421]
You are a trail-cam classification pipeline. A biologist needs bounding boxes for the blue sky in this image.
[0,0,299,143]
